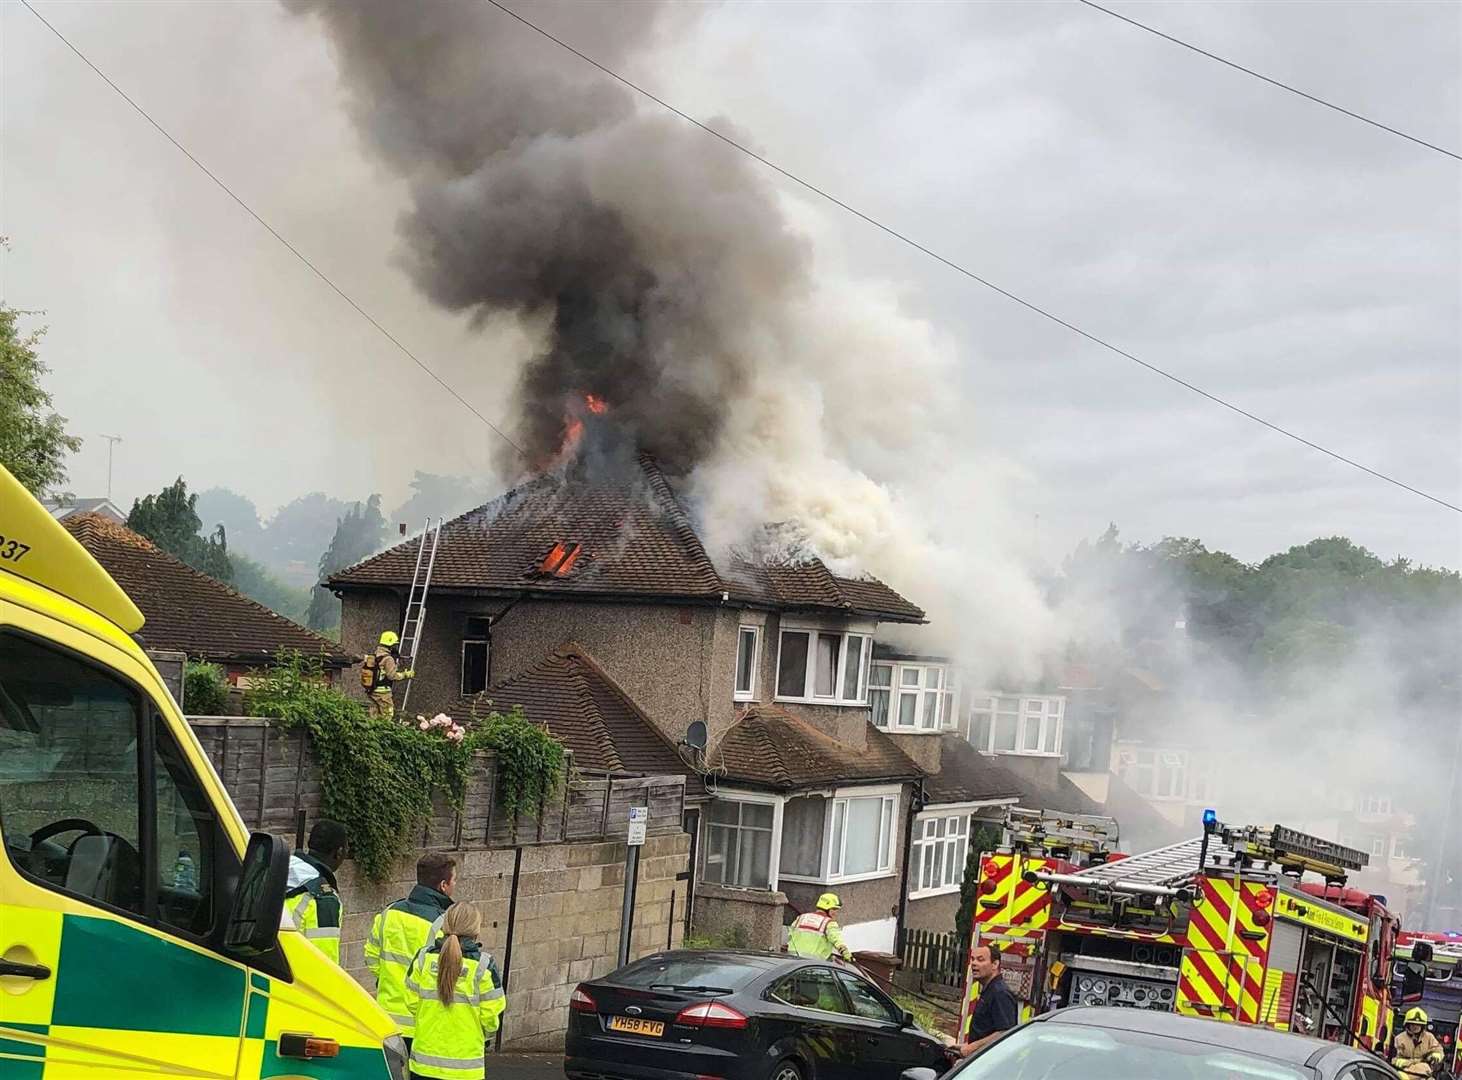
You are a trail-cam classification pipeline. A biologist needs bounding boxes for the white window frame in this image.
[777,784,901,886]
[909,807,972,899]
[968,693,1064,756]
[734,625,761,702]
[872,662,957,733]
[774,626,873,706]
[701,791,784,891]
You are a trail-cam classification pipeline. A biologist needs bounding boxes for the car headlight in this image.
[383,1034,409,1080]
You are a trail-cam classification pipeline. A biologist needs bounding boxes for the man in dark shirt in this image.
[959,943,1020,1056]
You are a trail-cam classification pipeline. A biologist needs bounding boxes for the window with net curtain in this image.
[779,795,827,877]
[703,800,774,889]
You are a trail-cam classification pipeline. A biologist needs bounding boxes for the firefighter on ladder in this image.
[787,893,854,962]
[362,630,413,719]
[1393,1008,1445,1077]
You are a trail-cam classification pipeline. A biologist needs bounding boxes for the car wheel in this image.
[770,1059,804,1080]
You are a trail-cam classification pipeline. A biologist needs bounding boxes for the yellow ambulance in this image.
[0,465,403,1077]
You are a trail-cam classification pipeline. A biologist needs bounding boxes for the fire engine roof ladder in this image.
[396,518,442,715]
[1004,807,1120,863]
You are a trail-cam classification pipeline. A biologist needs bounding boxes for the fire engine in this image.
[962,808,1410,1051]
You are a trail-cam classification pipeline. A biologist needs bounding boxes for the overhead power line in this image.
[19,0,527,459]
[1077,0,1461,163]
[483,0,1461,515]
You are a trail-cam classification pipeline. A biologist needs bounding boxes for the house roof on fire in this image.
[442,643,703,795]
[61,513,352,668]
[330,454,924,622]
[706,703,922,791]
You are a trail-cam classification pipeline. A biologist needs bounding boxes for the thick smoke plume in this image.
[287,0,1055,677]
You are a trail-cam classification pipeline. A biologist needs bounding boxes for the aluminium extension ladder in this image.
[396,518,443,714]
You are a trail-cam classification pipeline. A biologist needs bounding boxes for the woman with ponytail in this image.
[403,901,506,1080]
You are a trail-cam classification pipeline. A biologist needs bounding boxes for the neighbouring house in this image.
[328,454,929,952]
[61,513,352,692]
[43,496,127,524]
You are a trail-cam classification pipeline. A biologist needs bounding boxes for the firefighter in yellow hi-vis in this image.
[787,893,854,962]
[404,902,506,1080]
[0,462,403,1077]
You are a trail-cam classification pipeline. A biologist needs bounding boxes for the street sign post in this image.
[618,806,650,966]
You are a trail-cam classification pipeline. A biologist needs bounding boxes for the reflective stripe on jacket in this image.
[787,911,851,961]
[365,884,453,1032]
[404,938,507,1080]
[283,852,342,965]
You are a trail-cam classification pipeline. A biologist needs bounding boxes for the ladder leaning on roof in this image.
[396,518,442,715]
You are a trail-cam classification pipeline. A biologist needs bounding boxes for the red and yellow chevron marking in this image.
[1009,858,1052,930]
[1178,876,1274,1026]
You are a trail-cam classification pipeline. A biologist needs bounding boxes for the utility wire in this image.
[485,0,1462,515]
[1077,0,1461,163]
[19,0,527,458]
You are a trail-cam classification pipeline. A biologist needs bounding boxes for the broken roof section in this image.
[62,513,351,668]
[443,642,700,793]
[708,703,923,792]
[331,454,924,623]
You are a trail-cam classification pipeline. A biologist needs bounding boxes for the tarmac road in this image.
[489,1052,564,1080]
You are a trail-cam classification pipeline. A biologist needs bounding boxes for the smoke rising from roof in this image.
[286,0,1057,677]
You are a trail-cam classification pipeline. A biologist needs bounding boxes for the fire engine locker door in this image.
[1296,934,1335,1038]
[1265,920,1304,1029]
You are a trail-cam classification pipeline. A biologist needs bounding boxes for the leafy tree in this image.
[195,487,264,554]
[307,495,387,631]
[232,553,311,623]
[128,477,233,583]
[391,471,491,527]
[955,821,1004,948]
[263,492,353,585]
[0,305,81,496]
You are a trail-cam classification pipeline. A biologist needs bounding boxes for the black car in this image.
[907,1006,1403,1080]
[565,949,955,1080]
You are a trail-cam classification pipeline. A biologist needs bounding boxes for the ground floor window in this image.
[910,812,969,896]
[702,799,774,889]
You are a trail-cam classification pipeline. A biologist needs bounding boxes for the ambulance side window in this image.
[0,632,146,917]
[153,713,216,937]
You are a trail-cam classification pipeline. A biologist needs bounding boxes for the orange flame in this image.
[585,393,608,415]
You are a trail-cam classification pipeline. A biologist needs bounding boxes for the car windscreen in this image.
[956,1024,1313,1080]
[610,955,766,992]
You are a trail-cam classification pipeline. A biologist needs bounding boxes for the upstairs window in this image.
[970,694,1063,755]
[775,629,870,705]
[1117,747,1187,800]
[461,616,490,695]
[870,662,955,732]
[734,626,760,701]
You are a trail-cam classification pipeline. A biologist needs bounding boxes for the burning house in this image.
[329,452,942,950]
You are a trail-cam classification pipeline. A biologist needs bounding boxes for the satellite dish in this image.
[685,720,708,751]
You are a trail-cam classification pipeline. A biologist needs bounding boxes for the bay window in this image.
[1117,747,1189,800]
[970,693,1064,755]
[703,799,774,889]
[830,794,894,878]
[776,786,900,885]
[775,628,870,705]
[734,625,760,700]
[870,662,955,732]
[910,812,970,896]
[779,795,827,878]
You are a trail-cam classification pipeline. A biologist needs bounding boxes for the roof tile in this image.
[708,704,922,790]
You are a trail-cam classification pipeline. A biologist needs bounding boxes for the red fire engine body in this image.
[962,810,1401,1051]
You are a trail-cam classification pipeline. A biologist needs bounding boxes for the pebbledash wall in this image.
[187,717,691,1050]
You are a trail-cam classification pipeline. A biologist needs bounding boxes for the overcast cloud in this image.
[3,0,1458,570]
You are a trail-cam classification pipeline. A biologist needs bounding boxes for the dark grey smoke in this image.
[286,0,810,474]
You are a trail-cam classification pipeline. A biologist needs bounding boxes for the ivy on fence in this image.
[244,651,566,881]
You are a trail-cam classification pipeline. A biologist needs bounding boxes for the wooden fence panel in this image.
[188,717,685,852]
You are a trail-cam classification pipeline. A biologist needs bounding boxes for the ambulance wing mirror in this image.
[223,831,290,958]
[1400,961,1428,1004]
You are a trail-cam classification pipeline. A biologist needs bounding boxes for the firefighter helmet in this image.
[1405,1006,1430,1027]
[816,892,842,912]
[379,630,400,646]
